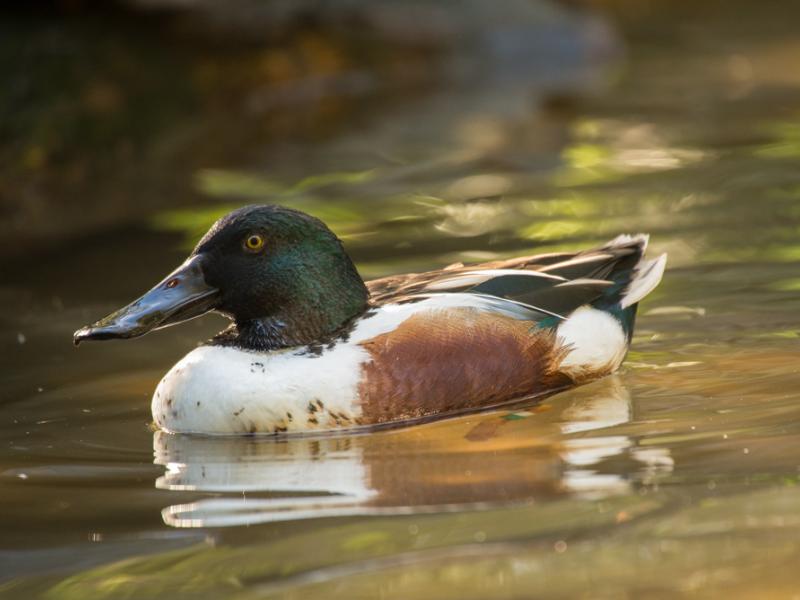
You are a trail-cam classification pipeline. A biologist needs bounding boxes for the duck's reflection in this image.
[155,376,673,527]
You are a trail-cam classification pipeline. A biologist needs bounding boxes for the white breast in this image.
[152,342,373,434]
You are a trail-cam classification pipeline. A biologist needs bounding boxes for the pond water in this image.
[3,2,800,598]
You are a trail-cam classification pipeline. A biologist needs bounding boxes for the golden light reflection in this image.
[556,119,709,187]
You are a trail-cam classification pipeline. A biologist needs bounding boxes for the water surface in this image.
[3,1,800,598]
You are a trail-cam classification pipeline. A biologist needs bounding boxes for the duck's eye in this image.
[244,234,264,252]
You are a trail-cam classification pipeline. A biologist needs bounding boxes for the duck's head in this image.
[74,205,369,350]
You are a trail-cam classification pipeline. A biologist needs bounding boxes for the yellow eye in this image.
[244,234,264,252]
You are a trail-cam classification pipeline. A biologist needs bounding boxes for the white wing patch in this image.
[424,269,566,291]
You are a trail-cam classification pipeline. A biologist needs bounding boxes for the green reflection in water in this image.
[42,495,662,600]
[26,483,800,599]
[195,168,377,200]
[754,120,800,159]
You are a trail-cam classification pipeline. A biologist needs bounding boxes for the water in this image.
[3,1,800,598]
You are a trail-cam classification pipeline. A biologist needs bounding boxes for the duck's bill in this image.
[73,254,220,346]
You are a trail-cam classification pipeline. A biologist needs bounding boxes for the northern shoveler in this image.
[74,205,666,435]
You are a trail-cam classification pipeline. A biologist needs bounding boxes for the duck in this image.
[73,204,666,435]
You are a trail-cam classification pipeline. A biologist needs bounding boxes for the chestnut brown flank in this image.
[357,308,572,424]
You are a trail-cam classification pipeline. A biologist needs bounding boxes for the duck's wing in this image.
[366,252,572,303]
[367,234,661,319]
[355,236,665,425]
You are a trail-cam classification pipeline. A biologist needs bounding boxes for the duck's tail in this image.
[587,234,667,338]
[553,234,666,381]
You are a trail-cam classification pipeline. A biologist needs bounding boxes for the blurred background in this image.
[6,0,800,272]
[3,1,800,598]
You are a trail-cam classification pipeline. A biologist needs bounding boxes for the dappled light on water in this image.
[4,0,800,598]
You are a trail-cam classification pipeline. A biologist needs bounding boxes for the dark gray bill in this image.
[73,254,220,345]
